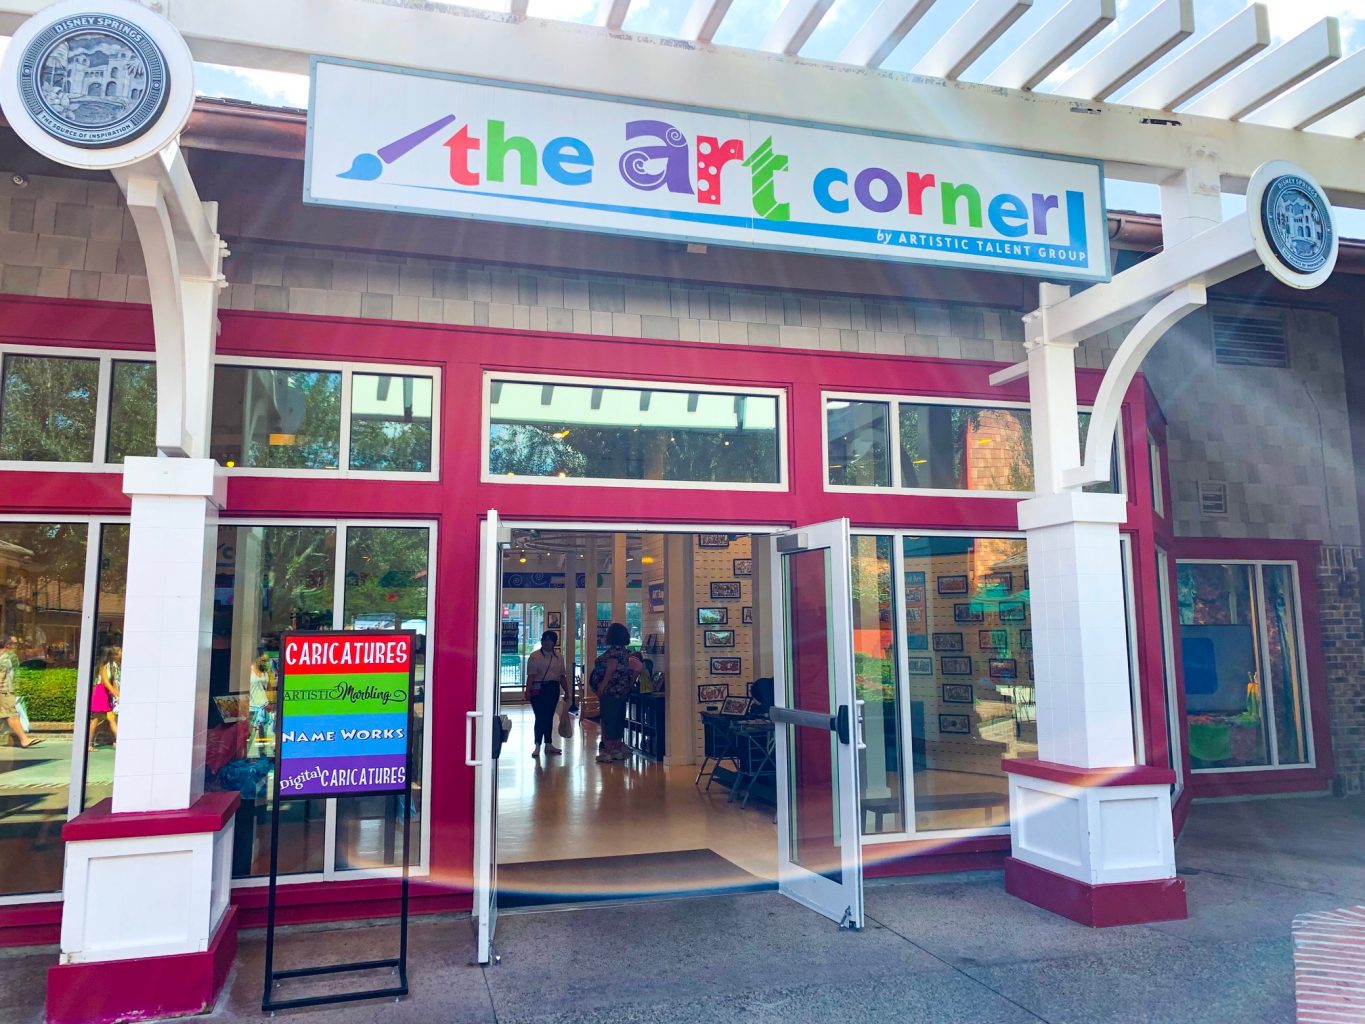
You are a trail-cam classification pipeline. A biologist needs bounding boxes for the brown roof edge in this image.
[9,97,1365,268]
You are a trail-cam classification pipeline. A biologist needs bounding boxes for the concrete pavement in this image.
[4,794,1361,1023]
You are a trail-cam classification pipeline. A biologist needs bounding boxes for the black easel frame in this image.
[261,630,417,1012]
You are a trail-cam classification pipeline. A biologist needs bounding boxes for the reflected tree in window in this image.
[0,355,99,462]
[106,361,157,462]
[211,367,342,470]
[349,374,434,473]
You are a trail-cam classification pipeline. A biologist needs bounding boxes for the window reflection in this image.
[211,366,342,469]
[0,522,87,894]
[489,379,780,484]
[851,535,903,834]
[106,361,157,463]
[827,401,890,487]
[0,354,99,462]
[82,524,129,811]
[349,374,434,473]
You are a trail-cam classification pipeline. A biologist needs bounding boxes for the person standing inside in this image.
[0,636,40,749]
[524,630,568,758]
[248,653,273,754]
[589,623,642,764]
[88,646,121,751]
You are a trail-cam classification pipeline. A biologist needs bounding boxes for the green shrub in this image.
[14,667,78,722]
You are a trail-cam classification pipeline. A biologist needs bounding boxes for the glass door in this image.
[768,518,864,930]
[472,510,507,964]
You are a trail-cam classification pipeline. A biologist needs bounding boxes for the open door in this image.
[471,510,506,965]
[768,518,864,930]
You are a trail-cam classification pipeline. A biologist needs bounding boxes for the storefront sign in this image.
[276,631,415,797]
[307,59,1110,282]
[0,0,195,170]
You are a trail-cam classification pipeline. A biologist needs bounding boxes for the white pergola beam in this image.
[982,0,1116,92]
[838,0,937,69]
[912,0,1032,81]
[510,0,528,17]
[760,0,837,56]
[679,0,732,42]
[1120,4,1268,111]
[1056,0,1194,102]
[1181,17,1340,121]
[595,0,631,30]
[1309,96,1365,141]
[1241,48,1365,131]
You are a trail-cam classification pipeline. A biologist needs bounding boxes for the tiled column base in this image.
[1003,759,1187,927]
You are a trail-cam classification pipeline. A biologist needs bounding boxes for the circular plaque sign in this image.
[1248,161,1339,290]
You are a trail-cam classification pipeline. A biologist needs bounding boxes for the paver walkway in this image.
[3,795,1361,1023]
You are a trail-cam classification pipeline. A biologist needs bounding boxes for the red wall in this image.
[0,293,1201,927]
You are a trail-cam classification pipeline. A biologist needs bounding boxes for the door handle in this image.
[465,711,482,767]
[855,699,867,751]
[835,704,851,746]
[770,706,836,731]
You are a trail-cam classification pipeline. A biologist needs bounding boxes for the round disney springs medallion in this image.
[1261,173,1334,277]
[17,13,169,148]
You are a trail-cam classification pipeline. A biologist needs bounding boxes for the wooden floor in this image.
[496,705,778,888]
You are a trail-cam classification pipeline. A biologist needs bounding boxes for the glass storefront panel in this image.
[0,354,99,462]
[82,524,129,811]
[1177,562,1271,769]
[0,522,87,895]
[106,361,157,463]
[826,401,890,487]
[206,525,336,877]
[850,535,903,835]
[335,525,430,870]
[349,373,435,473]
[902,535,1034,832]
[488,379,780,484]
[1262,564,1310,766]
[210,366,343,470]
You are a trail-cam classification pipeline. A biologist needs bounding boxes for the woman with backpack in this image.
[588,622,643,764]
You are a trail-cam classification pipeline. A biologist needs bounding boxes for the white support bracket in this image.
[112,142,228,459]
[1061,283,1206,488]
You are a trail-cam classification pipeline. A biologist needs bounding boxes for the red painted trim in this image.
[63,792,241,842]
[0,900,61,949]
[45,906,238,1024]
[1002,758,1176,788]
[1004,857,1187,927]
[230,877,469,929]
[1171,537,1336,795]
[864,835,1009,879]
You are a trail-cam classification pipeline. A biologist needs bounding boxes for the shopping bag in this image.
[557,700,575,740]
[16,696,30,733]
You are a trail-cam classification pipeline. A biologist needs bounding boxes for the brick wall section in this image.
[1319,553,1365,795]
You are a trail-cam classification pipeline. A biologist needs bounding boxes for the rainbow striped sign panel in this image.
[277,631,415,798]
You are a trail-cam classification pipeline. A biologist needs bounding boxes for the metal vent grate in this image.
[1211,309,1288,368]
[1199,481,1228,517]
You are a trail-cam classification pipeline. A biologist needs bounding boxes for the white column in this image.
[611,532,627,627]
[114,456,224,812]
[664,534,695,765]
[584,536,599,661]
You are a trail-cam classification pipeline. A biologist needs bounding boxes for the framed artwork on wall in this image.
[697,607,728,625]
[710,581,742,600]
[940,656,972,676]
[709,657,742,675]
[906,585,925,603]
[908,656,934,675]
[982,571,1013,592]
[936,574,969,595]
[989,658,1018,680]
[703,629,736,647]
[742,606,753,625]
[942,683,973,704]
[999,602,1026,623]
[546,612,562,629]
[732,558,753,576]
[905,570,926,586]
[907,607,923,625]
[1020,629,1032,650]
[1028,659,1035,680]
[932,632,964,652]
[907,633,929,650]
[939,713,972,735]
[953,604,984,624]
[721,696,753,716]
[698,534,730,548]
[697,683,729,702]
[647,582,665,613]
[979,629,1009,651]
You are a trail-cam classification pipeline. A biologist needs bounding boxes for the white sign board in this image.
[307,59,1110,283]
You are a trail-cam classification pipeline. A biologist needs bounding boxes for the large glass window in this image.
[902,535,1035,832]
[824,396,1119,494]
[335,525,430,871]
[349,374,434,473]
[1178,560,1312,771]
[850,535,903,834]
[211,366,343,470]
[106,361,157,463]
[0,522,88,895]
[0,354,99,462]
[488,377,782,485]
[82,524,129,811]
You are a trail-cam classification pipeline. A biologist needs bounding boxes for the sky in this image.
[8,0,1365,226]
